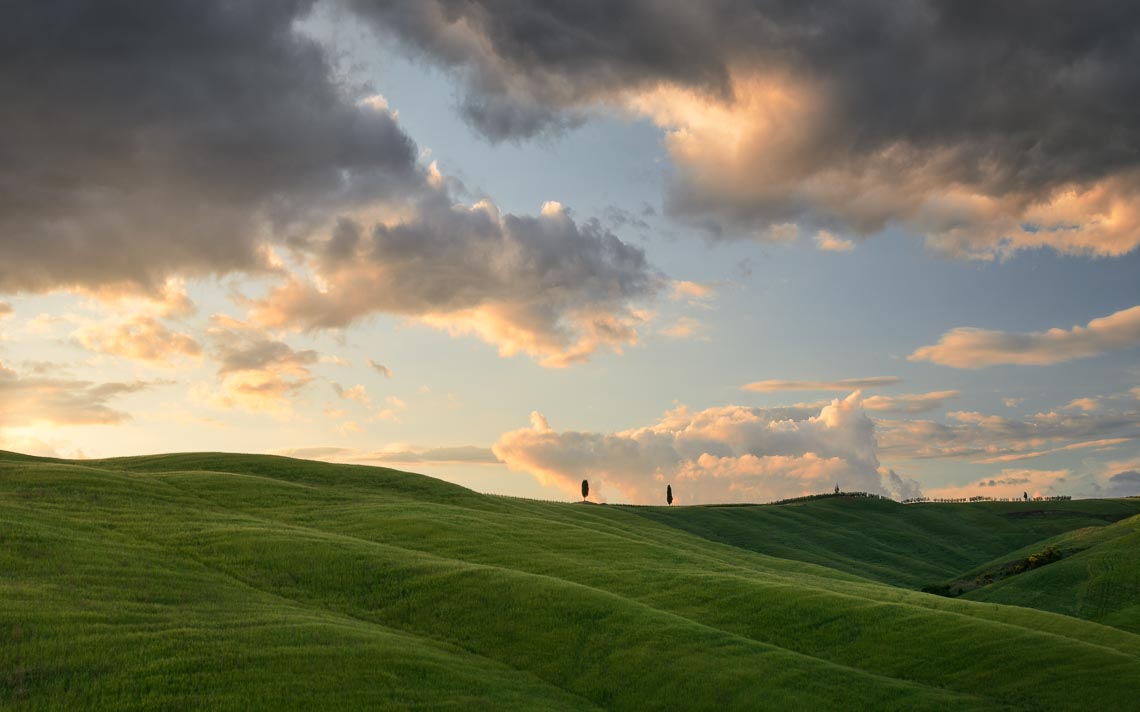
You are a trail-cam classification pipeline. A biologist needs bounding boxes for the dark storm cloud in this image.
[347,1,1140,256]
[347,0,1140,185]
[345,0,731,138]
[0,2,662,366]
[342,0,725,137]
[0,0,418,293]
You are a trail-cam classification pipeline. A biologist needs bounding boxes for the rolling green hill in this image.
[3,450,1140,710]
[959,514,1140,632]
[629,495,1140,588]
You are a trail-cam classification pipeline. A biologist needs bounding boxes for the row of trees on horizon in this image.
[574,480,1075,507]
[902,495,1073,504]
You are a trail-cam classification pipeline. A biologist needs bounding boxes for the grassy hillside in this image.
[959,514,1140,632]
[3,451,1140,710]
[629,495,1140,588]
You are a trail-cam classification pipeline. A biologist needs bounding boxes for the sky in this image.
[2,1,1139,504]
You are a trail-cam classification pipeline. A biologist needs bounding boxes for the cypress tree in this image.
[581,479,589,502]
[667,484,673,506]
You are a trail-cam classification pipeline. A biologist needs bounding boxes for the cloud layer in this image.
[205,318,319,413]
[493,393,918,504]
[862,391,960,414]
[910,305,1140,367]
[253,198,660,367]
[743,377,901,392]
[877,407,1140,463]
[0,361,154,427]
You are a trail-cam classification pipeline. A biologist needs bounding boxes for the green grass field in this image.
[3,451,1140,710]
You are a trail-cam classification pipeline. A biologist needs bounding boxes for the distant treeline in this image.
[902,495,1073,504]
[768,492,891,506]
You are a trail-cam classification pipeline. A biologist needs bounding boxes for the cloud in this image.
[0,4,666,369]
[1064,397,1101,412]
[373,395,407,423]
[909,305,1140,367]
[252,197,661,367]
[602,205,651,232]
[272,444,500,466]
[493,393,920,504]
[332,383,371,405]
[973,437,1132,465]
[814,231,855,253]
[876,406,1140,463]
[0,361,154,427]
[205,318,319,413]
[22,313,73,336]
[862,390,959,414]
[73,316,201,366]
[362,445,500,465]
[742,376,901,392]
[1103,470,1140,497]
[671,280,716,302]
[660,317,702,339]
[349,2,1140,259]
[0,302,11,318]
[368,360,393,378]
[0,1,420,295]
[926,469,1071,500]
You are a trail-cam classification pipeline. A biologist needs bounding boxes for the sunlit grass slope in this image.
[3,451,1140,710]
[630,496,1140,588]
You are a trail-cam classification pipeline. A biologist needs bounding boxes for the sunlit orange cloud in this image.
[625,69,1140,258]
[419,304,647,368]
[627,71,827,215]
[814,230,854,252]
[670,280,717,302]
[1064,398,1100,412]
[924,469,1070,501]
[861,391,959,414]
[250,198,657,368]
[742,376,901,392]
[909,305,1140,368]
[73,315,201,366]
[659,316,702,339]
[197,318,318,415]
[78,279,196,318]
[493,394,919,504]
[0,360,152,428]
[672,452,851,504]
